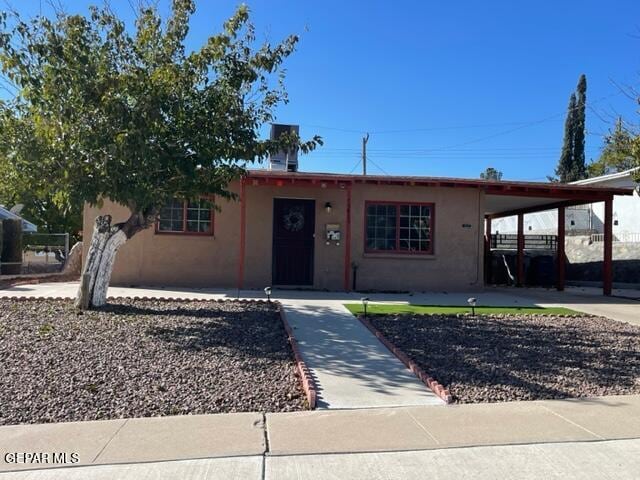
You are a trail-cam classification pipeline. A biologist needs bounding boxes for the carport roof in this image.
[246,169,634,218]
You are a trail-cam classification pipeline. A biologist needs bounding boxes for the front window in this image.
[157,198,214,234]
[365,202,433,254]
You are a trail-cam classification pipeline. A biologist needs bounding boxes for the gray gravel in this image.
[0,299,306,425]
[369,313,640,403]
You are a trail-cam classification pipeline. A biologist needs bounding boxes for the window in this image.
[157,198,214,235]
[365,202,434,254]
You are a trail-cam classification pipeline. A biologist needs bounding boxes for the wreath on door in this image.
[283,206,305,231]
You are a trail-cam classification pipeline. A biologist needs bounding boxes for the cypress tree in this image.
[556,93,577,182]
[573,74,587,180]
[555,75,588,182]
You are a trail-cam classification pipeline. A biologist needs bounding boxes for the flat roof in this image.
[246,170,633,219]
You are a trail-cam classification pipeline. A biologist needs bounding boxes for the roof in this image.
[246,169,634,219]
[247,169,632,196]
[571,167,639,186]
[0,205,38,232]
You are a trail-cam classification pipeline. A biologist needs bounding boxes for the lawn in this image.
[347,305,640,403]
[344,303,581,316]
[0,299,306,425]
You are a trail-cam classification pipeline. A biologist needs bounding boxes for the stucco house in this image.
[83,168,631,295]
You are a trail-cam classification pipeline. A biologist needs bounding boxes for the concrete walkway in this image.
[280,299,440,408]
[1,396,640,477]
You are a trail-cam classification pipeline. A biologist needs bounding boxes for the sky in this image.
[6,0,640,181]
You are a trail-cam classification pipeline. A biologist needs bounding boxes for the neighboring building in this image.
[492,168,640,238]
[83,171,630,294]
[0,205,37,232]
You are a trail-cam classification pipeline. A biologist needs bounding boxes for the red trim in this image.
[603,197,613,296]
[155,196,215,236]
[344,184,352,291]
[246,170,632,198]
[363,201,435,255]
[517,214,524,286]
[238,178,247,290]
[557,206,565,291]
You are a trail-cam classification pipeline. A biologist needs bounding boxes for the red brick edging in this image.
[358,315,453,404]
[278,306,318,409]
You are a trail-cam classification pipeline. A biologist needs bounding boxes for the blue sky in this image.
[9,0,640,180]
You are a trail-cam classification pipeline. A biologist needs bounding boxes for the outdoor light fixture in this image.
[324,202,333,214]
[467,297,477,316]
[264,286,272,302]
[361,297,370,320]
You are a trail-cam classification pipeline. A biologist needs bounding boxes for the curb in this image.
[357,315,453,404]
[278,306,318,409]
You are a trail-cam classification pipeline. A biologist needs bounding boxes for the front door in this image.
[272,198,315,286]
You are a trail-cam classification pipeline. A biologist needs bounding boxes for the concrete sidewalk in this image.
[266,438,640,480]
[2,395,639,474]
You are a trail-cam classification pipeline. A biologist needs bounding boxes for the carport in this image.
[484,181,634,295]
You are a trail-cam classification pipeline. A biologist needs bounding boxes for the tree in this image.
[587,117,639,177]
[480,167,503,181]
[0,155,82,242]
[554,75,587,182]
[0,1,321,308]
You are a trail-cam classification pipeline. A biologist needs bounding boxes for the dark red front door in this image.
[272,198,315,285]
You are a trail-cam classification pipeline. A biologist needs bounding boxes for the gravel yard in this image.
[368,313,640,403]
[0,299,306,425]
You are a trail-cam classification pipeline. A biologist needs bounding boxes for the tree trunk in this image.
[75,210,156,310]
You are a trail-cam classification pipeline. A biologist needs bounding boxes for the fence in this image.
[590,232,640,243]
[21,233,70,274]
[490,234,558,251]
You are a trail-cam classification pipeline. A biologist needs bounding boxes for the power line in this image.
[300,84,636,144]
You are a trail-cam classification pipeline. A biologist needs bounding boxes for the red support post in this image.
[557,206,565,291]
[603,197,613,296]
[237,177,246,290]
[517,213,524,287]
[344,183,352,291]
[484,217,492,284]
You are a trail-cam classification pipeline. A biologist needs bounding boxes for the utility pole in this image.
[362,133,369,175]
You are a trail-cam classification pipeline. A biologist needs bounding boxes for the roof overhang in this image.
[245,170,633,219]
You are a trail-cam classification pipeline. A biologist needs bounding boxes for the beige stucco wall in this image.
[82,185,241,288]
[351,184,485,291]
[82,181,485,291]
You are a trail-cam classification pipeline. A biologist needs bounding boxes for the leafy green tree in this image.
[0,1,321,308]
[480,167,503,181]
[554,75,587,182]
[587,117,639,177]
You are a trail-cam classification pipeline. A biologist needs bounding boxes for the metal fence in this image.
[21,233,70,274]
[491,234,558,251]
[591,232,640,244]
